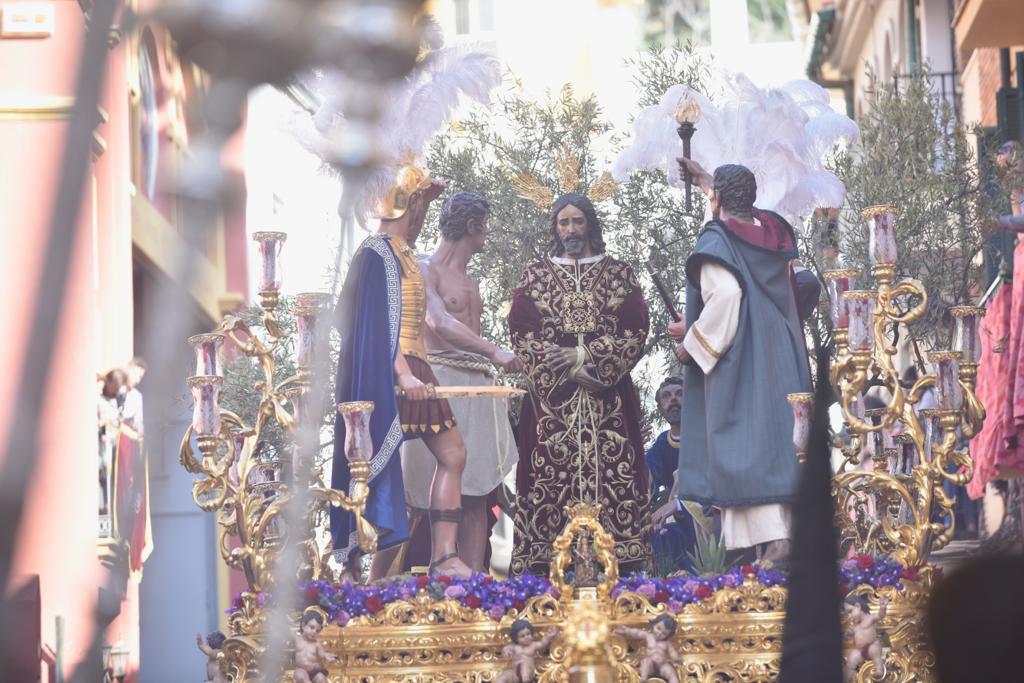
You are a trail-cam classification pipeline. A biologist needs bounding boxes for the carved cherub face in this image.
[301,616,324,641]
[652,621,671,641]
[514,627,535,646]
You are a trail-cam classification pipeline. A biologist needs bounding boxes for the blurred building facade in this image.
[0,1,247,680]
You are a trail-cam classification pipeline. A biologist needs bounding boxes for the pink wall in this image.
[0,2,135,678]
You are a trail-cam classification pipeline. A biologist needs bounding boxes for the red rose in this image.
[416,575,430,589]
[654,590,669,603]
[899,567,919,582]
[365,595,383,613]
[513,598,525,611]
[437,575,452,586]
[856,555,874,571]
[694,585,712,599]
[838,582,850,596]
[303,587,320,603]
[741,564,756,576]
[466,595,481,608]
[483,575,494,585]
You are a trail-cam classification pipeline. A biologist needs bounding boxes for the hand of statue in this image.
[492,348,525,373]
[673,342,692,364]
[423,178,448,203]
[652,501,677,529]
[196,633,204,647]
[676,157,712,192]
[397,373,430,401]
[544,345,579,373]
[667,317,687,341]
[324,652,339,663]
[546,628,557,637]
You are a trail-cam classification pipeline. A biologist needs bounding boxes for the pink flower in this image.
[637,584,657,598]
[444,585,467,599]
[683,580,699,592]
[489,605,507,620]
[336,610,351,626]
[666,600,685,614]
[722,575,737,587]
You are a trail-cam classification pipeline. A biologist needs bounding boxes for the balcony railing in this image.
[893,70,962,121]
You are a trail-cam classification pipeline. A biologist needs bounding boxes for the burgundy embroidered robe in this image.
[508,254,651,575]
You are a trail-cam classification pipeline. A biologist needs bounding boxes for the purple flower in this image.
[636,584,656,598]
[666,599,685,614]
[444,585,467,599]
[488,605,506,620]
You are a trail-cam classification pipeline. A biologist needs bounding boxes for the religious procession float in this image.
[168,4,988,682]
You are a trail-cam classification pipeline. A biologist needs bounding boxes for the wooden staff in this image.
[644,259,682,322]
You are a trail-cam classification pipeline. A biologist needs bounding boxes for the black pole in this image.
[677,122,695,213]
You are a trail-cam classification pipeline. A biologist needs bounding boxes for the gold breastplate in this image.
[391,236,428,362]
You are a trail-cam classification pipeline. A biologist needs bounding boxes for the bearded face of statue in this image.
[555,204,591,258]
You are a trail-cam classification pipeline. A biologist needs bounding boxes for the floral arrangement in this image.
[230,555,931,627]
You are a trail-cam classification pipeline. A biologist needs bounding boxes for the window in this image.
[747,0,792,43]
[454,0,470,35]
[138,38,160,200]
[478,0,495,32]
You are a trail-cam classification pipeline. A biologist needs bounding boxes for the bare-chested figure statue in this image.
[496,619,557,683]
[401,191,522,572]
[616,615,683,683]
[843,595,888,680]
[292,609,338,683]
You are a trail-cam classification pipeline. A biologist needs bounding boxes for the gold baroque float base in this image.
[235,577,934,683]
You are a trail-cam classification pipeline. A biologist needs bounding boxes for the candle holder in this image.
[188,332,225,377]
[180,280,372,599]
[188,375,223,457]
[674,93,701,213]
[950,305,984,389]
[338,401,378,552]
[252,231,287,310]
[929,351,964,412]
[844,290,876,354]
[862,205,898,274]
[830,205,984,569]
[787,392,814,464]
[823,268,858,356]
[293,292,332,373]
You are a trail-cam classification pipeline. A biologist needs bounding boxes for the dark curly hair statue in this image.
[712,164,757,219]
[547,192,606,257]
[439,191,490,241]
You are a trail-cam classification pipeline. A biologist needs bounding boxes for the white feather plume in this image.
[300,42,502,223]
[613,72,859,227]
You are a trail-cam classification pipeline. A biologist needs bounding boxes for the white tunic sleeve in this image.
[682,261,742,374]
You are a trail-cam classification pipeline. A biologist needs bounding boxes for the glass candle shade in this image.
[862,205,898,266]
[188,375,223,436]
[788,393,814,456]
[252,231,287,293]
[188,333,225,377]
[951,306,985,364]
[921,409,940,462]
[844,291,876,352]
[823,269,858,328]
[293,292,332,370]
[929,352,964,411]
[338,401,375,463]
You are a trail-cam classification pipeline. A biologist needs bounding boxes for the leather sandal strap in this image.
[428,552,460,575]
[429,507,464,524]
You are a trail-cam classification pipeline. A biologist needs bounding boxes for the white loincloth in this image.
[401,351,518,508]
[721,503,791,549]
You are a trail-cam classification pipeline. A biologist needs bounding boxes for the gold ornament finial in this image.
[511,145,619,209]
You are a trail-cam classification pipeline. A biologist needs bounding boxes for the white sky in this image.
[243,0,811,300]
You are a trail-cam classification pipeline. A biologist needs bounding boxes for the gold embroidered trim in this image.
[690,325,722,360]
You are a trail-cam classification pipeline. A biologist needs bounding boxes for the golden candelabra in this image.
[817,205,985,568]
[180,232,375,650]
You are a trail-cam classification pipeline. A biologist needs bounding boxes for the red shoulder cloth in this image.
[722,209,794,252]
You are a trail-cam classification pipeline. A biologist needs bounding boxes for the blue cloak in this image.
[330,235,407,564]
